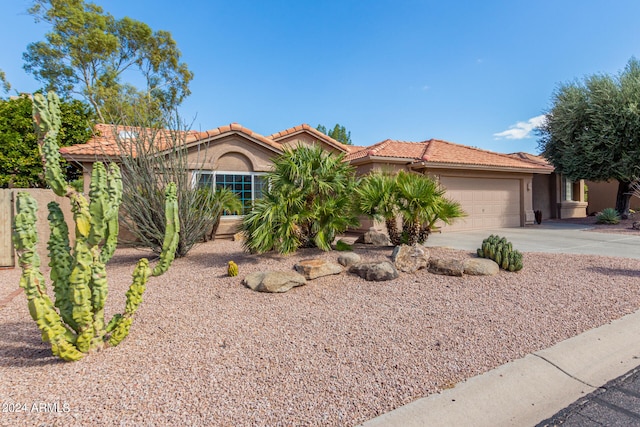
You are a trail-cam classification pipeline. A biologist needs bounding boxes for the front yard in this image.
[1,239,639,426]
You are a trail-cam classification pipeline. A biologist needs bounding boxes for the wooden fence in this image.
[0,189,74,268]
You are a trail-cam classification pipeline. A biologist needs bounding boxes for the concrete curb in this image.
[362,309,640,427]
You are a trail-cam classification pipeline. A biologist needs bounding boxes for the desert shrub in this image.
[335,239,353,251]
[112,113,220,257]
[596,208,621,224]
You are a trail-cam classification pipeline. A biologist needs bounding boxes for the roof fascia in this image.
[409,161,554,175]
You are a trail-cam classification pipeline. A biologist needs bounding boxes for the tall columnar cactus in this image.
[476,234,524,272]
[11,91,179,361]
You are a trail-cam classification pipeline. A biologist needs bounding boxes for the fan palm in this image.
[357,170,465,245]
[242,145,359,254]
[356,171,402,245]
[197,187,243,241]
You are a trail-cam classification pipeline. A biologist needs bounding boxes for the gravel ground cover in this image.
[1,238,640,426]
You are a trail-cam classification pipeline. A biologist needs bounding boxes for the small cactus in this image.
[227,261,238,277]
[477,234,523,272]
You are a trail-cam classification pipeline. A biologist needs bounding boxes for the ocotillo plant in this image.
[11,92,179,361]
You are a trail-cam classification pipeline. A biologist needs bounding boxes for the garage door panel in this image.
[440,177,521,231]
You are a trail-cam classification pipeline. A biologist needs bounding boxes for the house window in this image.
[193,171,267,216]
[562,176,574,201]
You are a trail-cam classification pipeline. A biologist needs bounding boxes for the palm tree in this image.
[357,170,465,245]
[242,145,359,254]
[417,197,466,242]
[356,171,402,245]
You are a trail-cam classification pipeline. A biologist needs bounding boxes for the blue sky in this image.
[2,1,640,154]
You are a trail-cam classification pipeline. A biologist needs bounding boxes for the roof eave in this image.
[410,161,554,174]
[347,155,416,166]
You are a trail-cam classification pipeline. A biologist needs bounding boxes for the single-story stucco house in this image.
[59,122,584,238]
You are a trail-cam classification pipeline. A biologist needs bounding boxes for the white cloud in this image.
[493,115,546,140]
[422,85,430,91]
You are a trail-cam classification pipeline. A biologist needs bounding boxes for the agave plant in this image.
[596,207,621,224]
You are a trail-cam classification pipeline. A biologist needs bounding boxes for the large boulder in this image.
[349,261,399,281]
[428,258,464,277]
[294,259,343,280]
[337,252,361,267]
[244,271,306,293]
[463,258,499,276]
[391,244,430,273]
[355,228,391,246]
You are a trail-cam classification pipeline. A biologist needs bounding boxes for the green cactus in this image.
[476,234,523,272]
[227,260,239,277]
[11,91,179,361]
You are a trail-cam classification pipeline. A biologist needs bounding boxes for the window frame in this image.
[192,170,268,218]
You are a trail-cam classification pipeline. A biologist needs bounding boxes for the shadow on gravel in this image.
[0,321,63,367]
[586,266,640,278]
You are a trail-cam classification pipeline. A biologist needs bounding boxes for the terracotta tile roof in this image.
[60,122,552,174]
[507,152,553,167]
[347,139,554,172]
[346,139,428,161]
[269,123,354,153]
[60,123,283,160]
[59,124,201,158]
[196,123,283,151]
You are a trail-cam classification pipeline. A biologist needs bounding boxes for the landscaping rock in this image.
[633,221,640,230]
[391,244,430,273]
[243,271,306,293]
[354,228,391,246]
[294,259,343,280]
[428,258,464,277]
[337,252,361,267]
[463,258,499,276]
[348,261,399,281]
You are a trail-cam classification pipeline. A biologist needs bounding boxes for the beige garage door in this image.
[439,177,521,231]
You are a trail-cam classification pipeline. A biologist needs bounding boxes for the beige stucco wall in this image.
[532,173,555,219]
[585,180,640,214]
[189,136,278,173]
[352,162,411,176]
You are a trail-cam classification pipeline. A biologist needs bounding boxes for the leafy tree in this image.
[242,145,359,254]
[316,123,352,145]
[538,58,640,218]
[357,170,465,245]
[0,94,94,188]
[24,0,194,123]
[0,69,10,94]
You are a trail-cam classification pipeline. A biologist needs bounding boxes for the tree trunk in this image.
[385,218,401,246]
[615,180,632,219]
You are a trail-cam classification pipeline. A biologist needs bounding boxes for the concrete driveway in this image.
[425,223,640,259]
